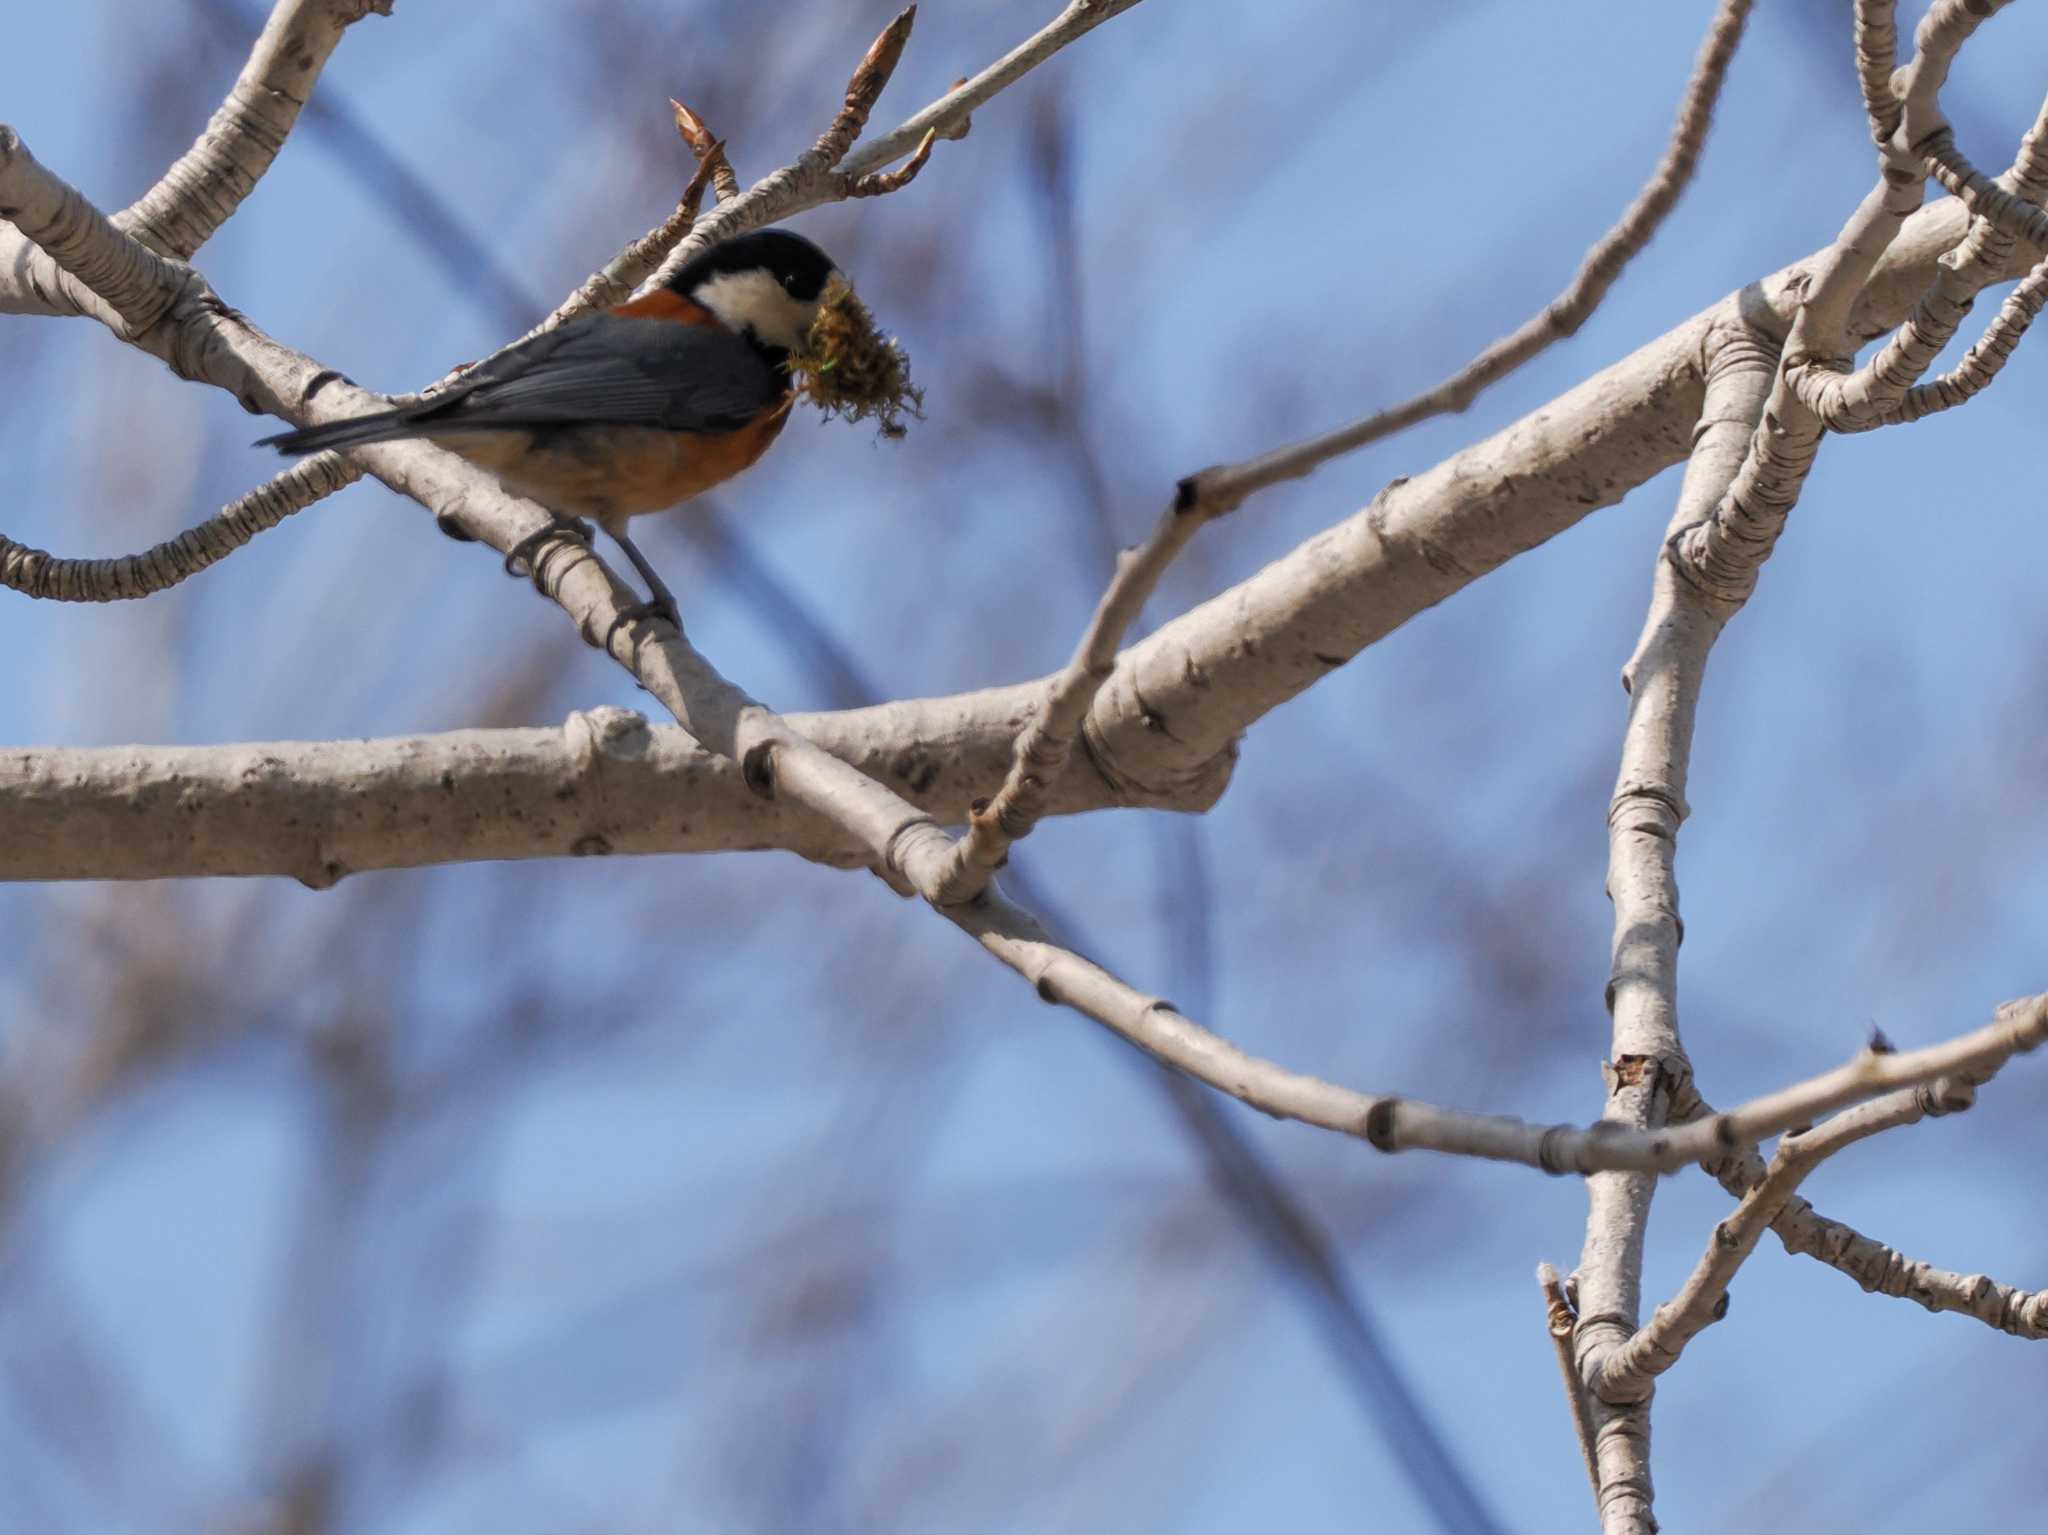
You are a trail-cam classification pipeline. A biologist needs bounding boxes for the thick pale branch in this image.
[0,127,185,332]
[118,0,393,259]
[1077,196,2028,804]
[0,704,1218,882]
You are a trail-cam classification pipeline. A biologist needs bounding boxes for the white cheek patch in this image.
[694,269,816,350]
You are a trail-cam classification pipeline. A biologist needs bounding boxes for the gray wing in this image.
[421,313,784,433]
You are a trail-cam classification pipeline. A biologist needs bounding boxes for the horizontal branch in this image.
[0,704,1218,882]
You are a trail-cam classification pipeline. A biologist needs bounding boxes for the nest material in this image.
[787,275,924,439]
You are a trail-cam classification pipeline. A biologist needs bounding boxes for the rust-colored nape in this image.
[609,287,719,327]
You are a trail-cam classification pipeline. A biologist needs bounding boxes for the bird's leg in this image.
[603,525,685,650]
[501,515,596,582]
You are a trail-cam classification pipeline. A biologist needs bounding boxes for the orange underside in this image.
[439,398,793,532]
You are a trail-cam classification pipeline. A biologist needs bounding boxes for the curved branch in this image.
[0,452,353,602]
[118,0,394,259]
[0,127,184,331]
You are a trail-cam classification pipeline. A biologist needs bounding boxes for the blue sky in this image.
[1,2,2044,1531]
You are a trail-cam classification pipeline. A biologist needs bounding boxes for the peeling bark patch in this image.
[891,747,939,796]
[1613,1054,1656,1087]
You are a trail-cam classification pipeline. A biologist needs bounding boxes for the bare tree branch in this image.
[0,706,1211,882]
[0,128,184,331]
[934,490,1235,905]
[1537,1263,1601,1505]
[1567,319,1777,1521]
[639,0,1148,293]
[1176,0,1755,515]
[1597,1058,2010,1399]
[118,0,394,259]
[1678,1089,2048,1341]
[0,451,355,602]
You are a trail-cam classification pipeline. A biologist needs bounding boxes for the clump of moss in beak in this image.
[788,275,924,439]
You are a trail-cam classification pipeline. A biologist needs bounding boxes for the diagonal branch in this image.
[933,488,1237,905]
[1538,1264,1602,1504]
[936,0,1753,907]
[1679,1090,2048,1341]
[0,128,185,332]
[1174,0,1753,514]
[640,0,1146,294]
[1596,1055,2011,1399]
[837,0,1142,183]
[117,0,394,259]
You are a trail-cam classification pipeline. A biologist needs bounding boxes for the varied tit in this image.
[258,228,840,630]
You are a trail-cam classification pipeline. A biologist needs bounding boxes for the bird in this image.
[257,227,842,634]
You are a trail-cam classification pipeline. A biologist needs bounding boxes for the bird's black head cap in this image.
[673,228,838,304]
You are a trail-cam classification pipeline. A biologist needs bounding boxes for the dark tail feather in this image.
[254,408,428,456]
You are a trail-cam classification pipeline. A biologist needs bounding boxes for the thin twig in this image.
[1173,0,1753,513]
[1596,1061,2006,1400]
[932,491,1234,905]
[1538,1264,1602,1504]
[1680,1092,2048,1340]
[642,0,1144,294]
[1853,0,1902,145]
[809,7,919,171]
